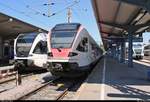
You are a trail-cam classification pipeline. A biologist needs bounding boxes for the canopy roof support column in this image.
[120,41,125,63]
[117,43,120,62]
[128,30,133,67]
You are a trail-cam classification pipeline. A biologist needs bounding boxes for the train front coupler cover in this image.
[14,59,34,71]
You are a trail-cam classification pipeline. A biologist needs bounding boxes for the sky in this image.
[143,32,150,44]
[0,0,149,45]
[0,0,102,45]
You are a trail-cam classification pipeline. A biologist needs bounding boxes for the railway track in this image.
[55,81,77,100]
[0,67,90,100]
[16,76,86,100]
[0,66,16,80]
[0,73,35,94]
[0,65,48,85]
[140,60,150,64]
[0,73,34,85]
[0,73,88,100]
[17,77,61,100]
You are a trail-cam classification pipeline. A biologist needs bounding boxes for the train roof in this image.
[52,23,81,31]
[55,23,81,26]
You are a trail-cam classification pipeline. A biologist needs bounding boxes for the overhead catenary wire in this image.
[0,2,49,27]
[63,0,82,22]
[16,0,82,24]
[24,0,80,18]
[71,8,82,22]
[64,0,89,22]
[73,0,92,23]
[46,0,80,17]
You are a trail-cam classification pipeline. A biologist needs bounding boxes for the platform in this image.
[0,65,14,71]
[74,56,150,100]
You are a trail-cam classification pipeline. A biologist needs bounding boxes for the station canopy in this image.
[92,0,150,50]
[0,12,48,39]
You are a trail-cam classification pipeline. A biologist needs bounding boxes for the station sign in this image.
[126,37,143,42]
[104,37,143,43]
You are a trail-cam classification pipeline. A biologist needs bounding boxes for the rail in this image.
[0,65,16,79]
[17,77,61,100]
[55,81,77,100]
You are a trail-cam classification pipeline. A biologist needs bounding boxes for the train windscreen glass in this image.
[133,44,142,48]
[16,33,37,57]
[54,24,80,31]
[51,31,76,48]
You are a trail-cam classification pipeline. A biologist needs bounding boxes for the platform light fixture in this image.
[38,29,42,32]
[9,18,13,22]
[0,18,13,24]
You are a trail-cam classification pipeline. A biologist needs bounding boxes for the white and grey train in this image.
[46,23,103,77]
[14,32,48,71]
[132,42,144,59]
[126,42,144,60]
[144,44,150,56]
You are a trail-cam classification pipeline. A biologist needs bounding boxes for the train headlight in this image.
[68,52,78,57]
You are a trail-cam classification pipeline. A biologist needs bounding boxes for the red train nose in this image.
[51,48,71,58]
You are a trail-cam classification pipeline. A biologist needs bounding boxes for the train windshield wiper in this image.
[57,46,63,52]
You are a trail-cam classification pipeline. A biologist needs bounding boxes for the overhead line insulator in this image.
[43,3,55,6]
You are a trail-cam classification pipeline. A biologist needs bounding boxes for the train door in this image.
[90,43,97,62]
[76,37,90,67]
[32,41,47,68]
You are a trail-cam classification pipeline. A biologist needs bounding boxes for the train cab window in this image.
[91,43,95,50]
[33,41,47,54]
[77,38,88,52]
[144,45,150,50]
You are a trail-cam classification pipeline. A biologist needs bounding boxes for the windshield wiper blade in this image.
[57,46,63,52]
[57,48,61,52]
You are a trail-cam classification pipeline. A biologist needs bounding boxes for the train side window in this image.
[33,41,47,54]
[77,38,88,52]
[145,45,150,50]
[41,41,47,54]
[91,43,95,50]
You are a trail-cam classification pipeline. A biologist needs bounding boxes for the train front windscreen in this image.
[51,31,76,48]
[133,44,142,49]
[16,33,37,57]
[51,24,80,48]
[133,43,143,55]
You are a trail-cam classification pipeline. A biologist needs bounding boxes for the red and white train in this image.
[46,23,103,77]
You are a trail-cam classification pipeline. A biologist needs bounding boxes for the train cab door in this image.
[76,37,90,67]
[31,41,47,68]
[90,43,96,62]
